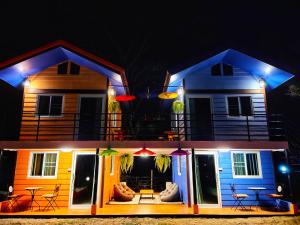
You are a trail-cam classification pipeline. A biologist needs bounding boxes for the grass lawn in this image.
[0,217,299,225]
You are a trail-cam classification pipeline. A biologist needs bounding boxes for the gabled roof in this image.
[165,49,294,92]
[0,40,128,95]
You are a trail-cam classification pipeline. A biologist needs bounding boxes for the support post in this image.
[91,148,100,215]
[191,148,199,214]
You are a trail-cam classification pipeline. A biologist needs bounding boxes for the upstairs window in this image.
[227,96,253,116]
[211,63,233,76]
[37,95,63,116]
[232,152,261,178]
[29,152,58,177]
[57,61,80,75]
[211,63,221,76]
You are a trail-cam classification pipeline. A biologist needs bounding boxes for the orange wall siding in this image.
[20,62,108,141]
[14,150,73,208]
[101,155,120,205]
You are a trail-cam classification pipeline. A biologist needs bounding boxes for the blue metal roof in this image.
[0,42,127,95]
[166,49,294,92]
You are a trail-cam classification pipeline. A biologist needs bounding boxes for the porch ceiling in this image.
[0,140,288,151]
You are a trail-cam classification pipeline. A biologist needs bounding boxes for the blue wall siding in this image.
[184,66,260,90]
[172,155,189,204]
[218,151,276,206]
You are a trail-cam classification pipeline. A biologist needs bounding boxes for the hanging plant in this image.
[172,100,184,114]
[109,100,120,113]
[154,154,171,173]
[120,153,134,174]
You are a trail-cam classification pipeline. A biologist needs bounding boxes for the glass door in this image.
[195,152,220,207]
[71,153,96,207]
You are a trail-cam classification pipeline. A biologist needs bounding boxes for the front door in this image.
[189,97,213,140]
[71,153,96,207]
[195,152,221,207]
[78,96,103,140]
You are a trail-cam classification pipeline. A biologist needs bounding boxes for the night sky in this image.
[1,1,300,135]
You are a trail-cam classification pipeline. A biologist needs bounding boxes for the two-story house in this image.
[0,43,296,216]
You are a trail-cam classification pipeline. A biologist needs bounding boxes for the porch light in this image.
[176,87,184,96]
[158,92,178,100]
[134,148,156,157]
[108,87,116,97]
[23,80,31,88]
[259,79,266,88]
[279,165,289,174]
[61,148,72,152]
[100,147,119,156]
[170,148,189,156]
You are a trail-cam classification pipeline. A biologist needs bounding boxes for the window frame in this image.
[211,63,233,76]
[27,151,59,179]
[110,155,115,176]
[177,156,182,176]
[225,96,253,118]
[231,151,262,179]
[36,94,64,118]
[57,61,80,75]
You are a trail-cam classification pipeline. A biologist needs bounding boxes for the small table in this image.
[25,187,43,211]
[248,187,267,209]
[140,189,154,199]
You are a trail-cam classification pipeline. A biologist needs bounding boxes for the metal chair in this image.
[42,184,61,211]
[266,184,284,211]
[7,186,23,212]
[230,184,249,211]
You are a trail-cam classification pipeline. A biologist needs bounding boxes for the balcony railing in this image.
[18,112,286,141]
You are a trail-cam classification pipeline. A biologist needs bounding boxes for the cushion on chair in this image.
[267,194,283,198]
[160,183,180,202]
[234,193,248,198]
[113,184,135,202]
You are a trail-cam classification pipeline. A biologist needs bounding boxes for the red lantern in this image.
[115,95,136,102]
[134,148,156,156]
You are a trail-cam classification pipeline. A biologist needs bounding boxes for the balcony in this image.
[18,112,286,142]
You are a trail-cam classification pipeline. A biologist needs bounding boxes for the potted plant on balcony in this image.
[172,100,184,134]
[120,153,134,174]
[154,154,171,173]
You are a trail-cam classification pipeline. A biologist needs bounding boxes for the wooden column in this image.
[191,148,199,214]
[91,148,99,215]
[186,154,191,207]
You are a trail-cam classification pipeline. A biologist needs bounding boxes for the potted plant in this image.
[154,154,171,173]
[120,153,134,174]
[172,100,184,114]
[109,100,120,113]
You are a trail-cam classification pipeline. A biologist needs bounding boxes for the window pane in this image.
[211,63,221,76]
[70,62,80,75]
[37,96,50,115]
[31,153,44,176]
[50,96,63,116]
[228,97,239,116]
[223,63,233,76]
[233,153,246,176]
[43,153,57,176]
[57,62,68,74]
[240,97,252,116]
[246,153,259,176]
[110,155,115,175]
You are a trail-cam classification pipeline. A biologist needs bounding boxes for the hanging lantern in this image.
[134,148,156,157]
[115,95,136,102]
[100,147,119,156]
[158,92,178,100]
[170,148,189,156]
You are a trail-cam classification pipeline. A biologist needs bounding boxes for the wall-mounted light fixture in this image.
[259,79,266,88]
[61,148,72,152]
[23,80,31,88]
[108,87,116,97]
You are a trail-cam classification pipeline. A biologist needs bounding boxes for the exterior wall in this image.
[13,150,73,208]
[172,155,189,204]
[184,63,268,141]
[218,151,276,206]
[102,155,120,205]
[20,63,108,141]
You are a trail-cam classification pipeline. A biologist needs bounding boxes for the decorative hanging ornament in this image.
[115,95,136,102]
[158,92,178,100]
[170,148,189,156]
[134,148,156,156]
[100,147,119,156]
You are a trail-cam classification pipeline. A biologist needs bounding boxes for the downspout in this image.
[191,148,198,214]
[91,147,100,215]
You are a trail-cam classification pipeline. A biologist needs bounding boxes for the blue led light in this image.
[279,165,289,174]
